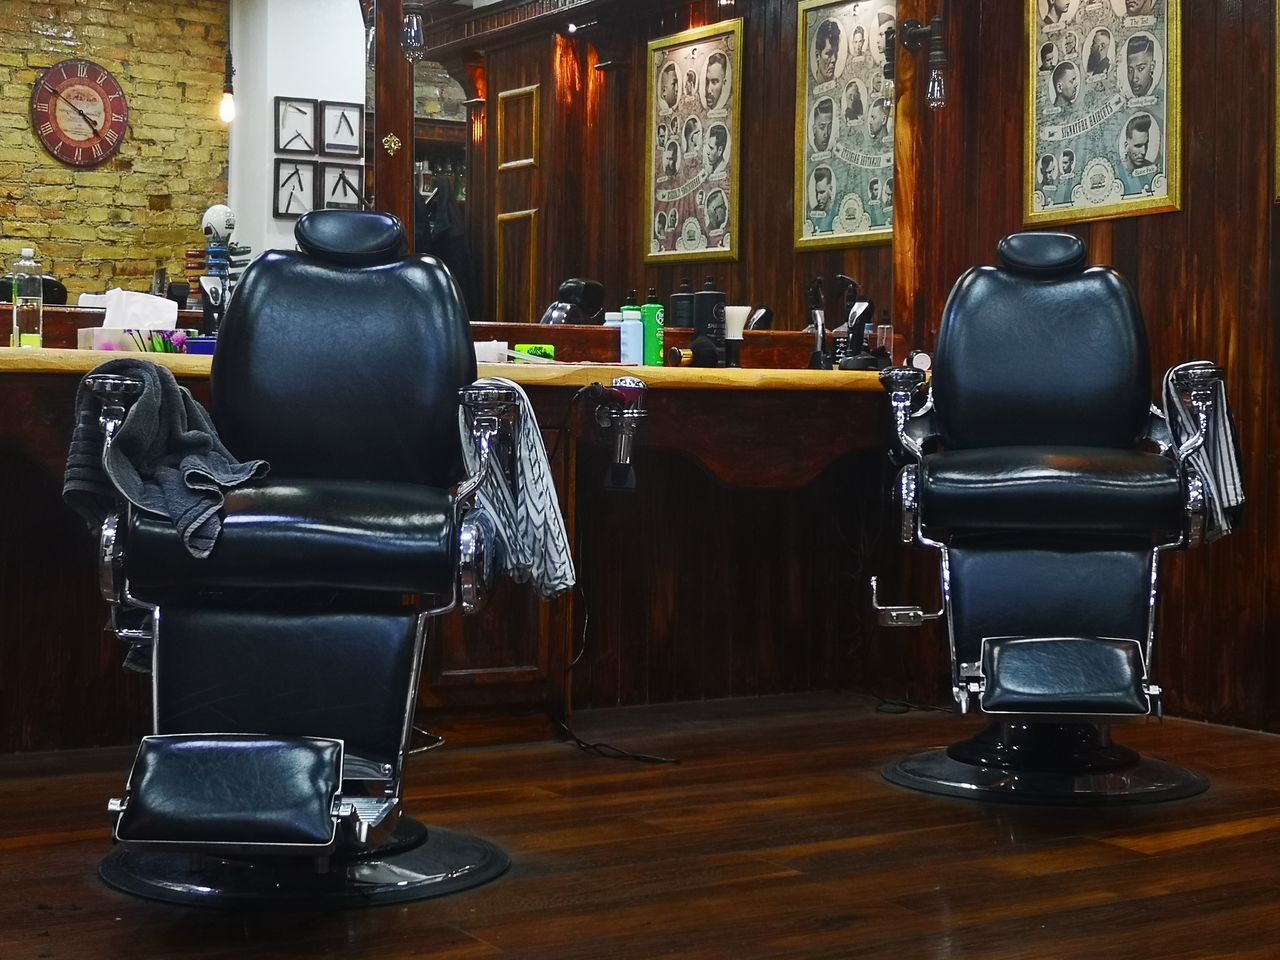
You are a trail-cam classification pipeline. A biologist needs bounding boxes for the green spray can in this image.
[641,287,665,366]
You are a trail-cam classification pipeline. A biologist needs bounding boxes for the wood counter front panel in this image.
[0,361,893,752]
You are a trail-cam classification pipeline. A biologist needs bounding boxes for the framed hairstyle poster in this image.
[1026,0,1181,226]
[795,0,897,250]
[645,20,743,263]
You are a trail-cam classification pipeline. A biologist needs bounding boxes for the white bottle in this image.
[11,248,43,349]
[620,304,644,365]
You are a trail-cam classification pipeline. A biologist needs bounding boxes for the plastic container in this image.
[10,248,43,348]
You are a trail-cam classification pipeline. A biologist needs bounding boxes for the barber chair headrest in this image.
[539,278,606,324]
[295,211,408,267]
[996,232,1087,279]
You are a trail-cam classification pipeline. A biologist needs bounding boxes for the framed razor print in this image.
[1026,0,1181,226]
[645,20,743,263]
[320,100,364,157]
[274,158,317,219]
[319,162,365,210]
[275,97,319,155]
[795,0,897,250]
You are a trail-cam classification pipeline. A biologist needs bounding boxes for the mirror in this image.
[10,0,372,303]
[412,60,474,311]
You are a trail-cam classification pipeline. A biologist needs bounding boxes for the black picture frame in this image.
[273,158,318,219]
[320,99,364,158]
[274,96,319,155]
[319,162,366,210]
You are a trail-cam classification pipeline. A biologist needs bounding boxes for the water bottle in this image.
[11,248,43,349]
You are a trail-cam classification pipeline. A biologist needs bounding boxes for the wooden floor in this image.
[4,693,1280,960]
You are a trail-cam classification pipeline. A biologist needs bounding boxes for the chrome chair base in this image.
[883,722,1208,805]
[99,818,510,908]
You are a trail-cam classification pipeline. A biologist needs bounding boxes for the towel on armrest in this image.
[1161,362,1245,543]
[459,377,575,599]
[63,358,269,558]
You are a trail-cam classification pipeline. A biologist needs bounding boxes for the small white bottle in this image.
[620,291,644,365]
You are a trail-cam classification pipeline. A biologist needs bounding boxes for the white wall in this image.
[228,0,366,257]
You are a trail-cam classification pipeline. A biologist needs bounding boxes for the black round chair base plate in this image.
[98,818,510,908]
[882,748,1208,805]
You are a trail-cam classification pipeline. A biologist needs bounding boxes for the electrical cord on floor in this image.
[548,439,679,765]
[553,717,680,764]
[876,699,949,714]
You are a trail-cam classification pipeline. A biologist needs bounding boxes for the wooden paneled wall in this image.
[466,0,1280,732]
[888,0,1280,731]
[474,0,895,327]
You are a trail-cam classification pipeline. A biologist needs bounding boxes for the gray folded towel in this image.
[63,358,269,558]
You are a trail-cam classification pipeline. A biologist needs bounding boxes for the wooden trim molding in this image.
[495,208,540,323]
[497,84,540,171]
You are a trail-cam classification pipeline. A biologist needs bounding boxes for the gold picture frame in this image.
[794,0,896,251]
[1025,0,1181,226]
[644,20,743,263]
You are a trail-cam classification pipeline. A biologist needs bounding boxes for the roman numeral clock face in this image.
[29,59,128,167]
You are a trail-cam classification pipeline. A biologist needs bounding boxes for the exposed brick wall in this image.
[0,0,229,299]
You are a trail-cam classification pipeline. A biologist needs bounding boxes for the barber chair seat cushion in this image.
[128,480,456,595]
[921,447,1183,536]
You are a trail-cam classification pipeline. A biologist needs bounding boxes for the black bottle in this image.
[693,276,726,362]
[669,278,695,329]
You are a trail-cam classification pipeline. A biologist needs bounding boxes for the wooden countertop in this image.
[0,348,886,392]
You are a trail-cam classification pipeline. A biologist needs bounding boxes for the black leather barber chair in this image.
[872,232,1234,804]
[81,211,517,905]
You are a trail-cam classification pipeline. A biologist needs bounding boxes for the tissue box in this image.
[78,328,199,353]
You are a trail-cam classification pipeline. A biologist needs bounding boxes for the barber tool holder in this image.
[594,376,647,491]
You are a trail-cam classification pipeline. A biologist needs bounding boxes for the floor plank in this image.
[3,693,1280,959]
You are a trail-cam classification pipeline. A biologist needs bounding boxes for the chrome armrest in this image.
[84,375,155,642]
[879,366,930,462]
[98,509,155,643]
[449,385,522,616]
[456,384,521,505]
[1165,362,1225,549]
[1169,362,1224,464]
[84,373,144,453]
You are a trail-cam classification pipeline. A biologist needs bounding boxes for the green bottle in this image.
[641,287,665,366]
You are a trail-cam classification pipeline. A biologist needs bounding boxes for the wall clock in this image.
[29,58,128,167]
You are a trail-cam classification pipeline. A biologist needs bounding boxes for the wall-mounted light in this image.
[882,26,897,103]
[402,0,428,62]
[219,47,236,123]
[900,15,951,109]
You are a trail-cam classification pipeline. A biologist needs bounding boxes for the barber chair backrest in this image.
[932,232,1151,450]
[211,211,477,488]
